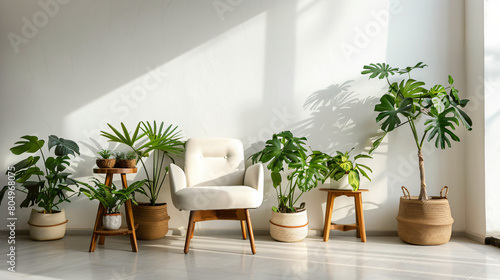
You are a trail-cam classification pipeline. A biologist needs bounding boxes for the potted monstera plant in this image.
[101,121,184,239]
[251,131,330,242]
[0,135,80,240]
[78,178,146,230]
[362,62,472,245]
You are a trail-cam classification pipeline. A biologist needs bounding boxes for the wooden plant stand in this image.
[320,188,369,242]
[89,168,139,252]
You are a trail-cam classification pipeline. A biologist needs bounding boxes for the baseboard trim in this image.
[465,231,486,244]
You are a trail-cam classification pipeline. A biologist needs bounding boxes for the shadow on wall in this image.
[294,80,379,154]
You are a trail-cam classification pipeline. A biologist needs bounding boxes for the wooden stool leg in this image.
[89,201,107,252]
[240,220,247,240]
[121,174,138,252]
[184,211,196,254]
[244,209,256,254]
[323,193,335,242]
[354,193,366,242]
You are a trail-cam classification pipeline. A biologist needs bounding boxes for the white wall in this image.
[0,0,470,234]
[465,0,486,242]
[484,0,500,236]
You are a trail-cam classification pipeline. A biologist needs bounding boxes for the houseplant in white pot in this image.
[251,131,330,242]
[362,62,473,245]
[101,121,184,239]
[0,135,80,240]
[78,178,146,230]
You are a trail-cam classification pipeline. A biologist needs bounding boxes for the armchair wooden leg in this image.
[184,211,196,254]
[240,220,247,240]
[190,222,195,240]
[244,209,256,254]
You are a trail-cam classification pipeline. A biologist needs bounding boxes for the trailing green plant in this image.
[101,121,184,205]
[115,150,136,160]
[327,149,372,191]
[78,178,147,213]
[250,131,330,213]
[362,62,472,200]
[0,135,80,213]
[97,149,114,159]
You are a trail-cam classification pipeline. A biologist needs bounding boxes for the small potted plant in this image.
[115,150,137,168]
[250,131,330,242]
[327,149,372,190]
[0,135,80,240]
[96,149,115,168]
[78,178,147,230]
[361,62,473,245]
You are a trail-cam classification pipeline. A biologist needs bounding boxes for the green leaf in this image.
[448,75,454,85]
[348,170,360,191]
[361,63,399,79]
[272,206,278,212]
[270,172,281,188]
[374,95,414,131]
[10,136,44,155]
[48,135,80,157]
[354,154,372,160]
[369,132,387,155]
[425,108,460,149]
[397,62,427,75]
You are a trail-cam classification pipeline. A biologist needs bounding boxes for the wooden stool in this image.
[89,168,139,252]
[320,188,369,242]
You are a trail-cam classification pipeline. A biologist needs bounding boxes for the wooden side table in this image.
[89,168,139,252]
[320,188,369,242]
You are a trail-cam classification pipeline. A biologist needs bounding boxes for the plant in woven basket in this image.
[362,62,472,201]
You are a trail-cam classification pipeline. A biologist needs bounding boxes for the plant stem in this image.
[417,149,428,201]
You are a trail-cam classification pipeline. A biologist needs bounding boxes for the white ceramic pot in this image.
[269,210,308,242]
[103,213,122,230]
[329,176,351,190]
[28,209,68,241]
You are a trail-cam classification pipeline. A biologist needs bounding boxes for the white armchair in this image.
[169,137,264,254]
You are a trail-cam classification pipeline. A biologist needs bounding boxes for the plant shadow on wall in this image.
[295,81,379,153]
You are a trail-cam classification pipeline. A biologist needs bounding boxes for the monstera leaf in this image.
[10,136,44,155]
[361,63,399,79]
[375,95,414,131]
[48,135,80,157]
[425,108,460,149]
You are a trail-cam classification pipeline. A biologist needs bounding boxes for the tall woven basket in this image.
[396,186,454,245]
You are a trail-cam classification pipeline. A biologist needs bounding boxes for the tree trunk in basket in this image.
[418,149,428,201]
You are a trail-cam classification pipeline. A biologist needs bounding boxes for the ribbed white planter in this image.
[28,209,68,241]
[103,213,122,230]
[329,176,350,190]
[269,210,308,242]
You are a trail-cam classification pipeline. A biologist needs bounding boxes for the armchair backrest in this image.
[184,138,245,187]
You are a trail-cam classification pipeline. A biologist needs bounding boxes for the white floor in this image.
[1,234,499,280]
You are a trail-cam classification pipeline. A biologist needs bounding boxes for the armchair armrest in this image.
[169,163,187,195]
[244,163,264,193]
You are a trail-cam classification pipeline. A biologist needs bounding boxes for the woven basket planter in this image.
[270,210,309,242]
[132,203,170,240]
[396,186,454,245]
[115,159,136,168]
[96,159,116,168]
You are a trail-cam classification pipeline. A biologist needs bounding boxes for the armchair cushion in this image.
[172,185,263,211]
